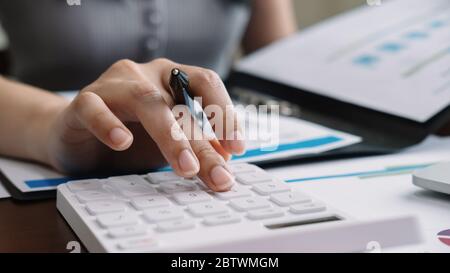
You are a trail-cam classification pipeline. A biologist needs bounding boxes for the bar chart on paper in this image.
[237,0,450,122]
[326,0,450,121]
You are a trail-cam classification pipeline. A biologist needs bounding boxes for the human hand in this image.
[46,59,245,192]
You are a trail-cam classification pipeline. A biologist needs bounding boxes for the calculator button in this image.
[76,190,115,203]
[143,207,184,223]
[228,164,262,174]
[173,191,212,205]
[107,175,157,197]
[86,201,127,215]
[131,195,171,210]
[159,181,198,194]
[214,185,252,200]
[97,213,138,228]
[252,181,290,195]
[118,237,158,250]
[203,214,241,226]
[236,172,273,185]
[229,197,272,211]
[188,202,228,216]
[290,202,326,214]
[147,172,180,184]
[67,179,102,192]
[108,225,147,238]
[247,207,284,220]
[270,191,312,206]
[156,219,195,232]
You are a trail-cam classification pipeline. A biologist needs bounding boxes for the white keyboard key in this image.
[270,191,312,206]
[76,190,115,203]
[97,213,138,228]
[228,164,262,174]
[108,225,147,238]
[203,214,241,226]
[160,181,198,194]
[185,177,202,183]
[173,191,212,205]
[86,201,126,215]
[236,172,273,185]
[229,197,272,211]
[247,207,284,220]
[188,202,228,217]
[67,179,102,192]
[252,181,290,195]
[157,219,195,232]
[108,175,156,197]
[147,172,180,184]
[143,207,184,223]
[195,182,209,191]
[131,195,171,210]
[118,237,157,250]
[214,185,252,200]
[290,202,326,214]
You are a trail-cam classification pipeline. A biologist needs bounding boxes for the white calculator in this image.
[57,163,422,252]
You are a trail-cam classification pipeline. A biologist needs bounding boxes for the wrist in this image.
[26,98,69,165]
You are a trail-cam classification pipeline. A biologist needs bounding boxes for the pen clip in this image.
[169,68,190,105]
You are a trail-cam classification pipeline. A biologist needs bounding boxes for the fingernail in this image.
[178,149,200,174]
[210,165,235,189]
[228,131,246,155]
[109,128,131,147]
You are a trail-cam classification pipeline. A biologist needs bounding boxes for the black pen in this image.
[169,68,229,158]
[169,68,205,129]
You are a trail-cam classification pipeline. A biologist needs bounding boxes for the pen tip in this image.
[169,68,190,104]
[172,68,180,76]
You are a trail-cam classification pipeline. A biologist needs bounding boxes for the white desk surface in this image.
[0,134,449,252]
[268,136,450,252]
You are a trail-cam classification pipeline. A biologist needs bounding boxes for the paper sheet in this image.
[232,111,361,163]
[237,0,450,122]
[267,136,450,252]
[0,157,65,194]
[0,181,9,199]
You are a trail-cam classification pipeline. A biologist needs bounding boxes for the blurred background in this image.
[294,0,363,28]
[0,0,365,51]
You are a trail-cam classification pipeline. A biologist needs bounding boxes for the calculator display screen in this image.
[265,216,342,230]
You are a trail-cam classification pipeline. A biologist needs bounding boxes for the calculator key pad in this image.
[290,202,327,214]
[270,191,312,206]
[76,190,115,203]
[188,202,229,217]
[108,226,147,238]
[213,185,252,200]
[157,219,195,232]
[67,179,102,192]
[97,212,139,228]
[58,163,333,252]
[159,181,198,194]
[108,175,157,197]
[252,181,290,195]
[203,214,241,226]
[143,207,185,223]
[131,195,172,210]
[86,200,127,215]
[228,164,263,174]
[229,196,272,211]
[173,191,213,205]
[236,172,273,185]
[247,207,284,220]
